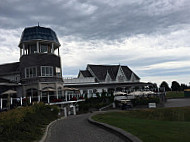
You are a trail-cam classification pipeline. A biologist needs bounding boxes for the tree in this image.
[171,81,181,91]
[181,83,188,91]
[160,81,171,91]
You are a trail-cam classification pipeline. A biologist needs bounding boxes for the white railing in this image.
[63,77,96,84]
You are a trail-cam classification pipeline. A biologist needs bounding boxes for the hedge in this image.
[0,103,59,142]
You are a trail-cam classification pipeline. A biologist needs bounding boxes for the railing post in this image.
[30,96,32,104]
[11,97,13,105]
[64,107,67,117]
[38,95,40,102]
[73,106,76,115]
[65,94,67,102]
[0,98,2,110]
[21,97,22,106]
[48,94,50,103]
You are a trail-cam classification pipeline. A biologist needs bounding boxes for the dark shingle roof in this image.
[121,66,140,80]
[19,26,60,46]
[88,64,119,81]
[0,62,20,75]
[80,70,93,77]
[87,64,140,81]
[0,78,12,83]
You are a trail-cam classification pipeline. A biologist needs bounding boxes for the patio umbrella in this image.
[1,90,17,95]
[128,91,144,96]
[42,88,55,92]
[62,87,79,91]
[114,91,127,96]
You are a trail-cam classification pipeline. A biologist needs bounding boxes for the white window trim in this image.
[25,66,37,78]
[41,66,53,77]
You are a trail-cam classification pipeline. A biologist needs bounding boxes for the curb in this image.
[39,117,65,142]
[88,112,142,142]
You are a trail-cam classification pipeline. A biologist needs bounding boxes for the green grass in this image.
[166,91,184,98]
[92,107,190,142]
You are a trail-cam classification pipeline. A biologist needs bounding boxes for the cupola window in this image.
[29,45,37,54]
[40,44,48,53]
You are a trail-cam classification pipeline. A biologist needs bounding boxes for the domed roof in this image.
[19,26,60,46]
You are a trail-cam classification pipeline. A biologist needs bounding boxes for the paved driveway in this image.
[45,113,125,142]
[164,98,190,108]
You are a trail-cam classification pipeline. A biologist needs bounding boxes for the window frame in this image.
[25,66,37,78]
[41,66,53,77]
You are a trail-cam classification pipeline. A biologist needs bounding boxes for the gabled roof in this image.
[0,62,20,75]
[0,78,12,83]
[80,70,93,77]
[87,64,140,81]
[121,66,140,80]
[87,64,120,81]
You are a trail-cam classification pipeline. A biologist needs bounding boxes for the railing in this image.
[0,94,84,111]
[63,77,96,84]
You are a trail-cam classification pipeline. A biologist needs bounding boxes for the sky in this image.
[0,0,190,87]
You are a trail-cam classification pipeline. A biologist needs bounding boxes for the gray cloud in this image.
[1,0,190,40]
[1,0,190,85]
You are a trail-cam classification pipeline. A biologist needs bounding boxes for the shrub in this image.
[0,103,59,142]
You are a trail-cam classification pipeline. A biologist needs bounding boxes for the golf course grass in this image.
[92,107,190,142]
[166,91,184,98]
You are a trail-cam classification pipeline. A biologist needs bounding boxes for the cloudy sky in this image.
[0,0,190,86]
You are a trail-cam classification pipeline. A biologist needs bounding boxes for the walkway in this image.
[45,113,125,142]
[164,98,190,108]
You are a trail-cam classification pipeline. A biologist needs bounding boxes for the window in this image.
[40,44,48,53]
[30,45,37,54]
[56,67,61,77]
[58,87,62,98]
[41,66,53,77]
[25,67,37,78]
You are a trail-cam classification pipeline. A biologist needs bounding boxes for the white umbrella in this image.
[42,88,55,92]
[1,90,17,95]
[128,91,144,96]
[62,87,79,91]
[114,91,127,96]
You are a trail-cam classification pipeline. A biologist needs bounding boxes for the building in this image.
[0,25,64,103]
[64,64,153,97]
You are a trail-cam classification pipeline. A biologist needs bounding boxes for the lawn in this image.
[92,107,190,142]
[166,91,184,98]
